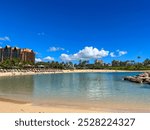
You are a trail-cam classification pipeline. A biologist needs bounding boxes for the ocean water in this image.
[0,72,150,106]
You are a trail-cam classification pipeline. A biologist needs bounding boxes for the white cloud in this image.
[0,36,10,41]
[35,52,39,55]
[117,50,127,56]
[43,56,54,61]
[60,54,72,61]
[35,56,54,62]
[48,47,65,52]
[110,52,116,57]
[110,50,128,57]
[35,58,42,62]
[60,46,109,61]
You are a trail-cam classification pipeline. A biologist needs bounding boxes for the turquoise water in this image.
[0,72,150,105]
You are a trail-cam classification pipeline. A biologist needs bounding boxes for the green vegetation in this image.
[0,58,150,70]
[0,58,33,69]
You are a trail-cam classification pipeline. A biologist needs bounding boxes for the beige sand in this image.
[0,97,150,113]
[0,98,99,113]
[0,69,148,77]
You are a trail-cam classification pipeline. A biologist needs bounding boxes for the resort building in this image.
[21,48,35,63]
[0,45,35,63]
[0,48,3,62]
[95,59,104,66]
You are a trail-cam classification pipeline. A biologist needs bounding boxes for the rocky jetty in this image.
[124,72,150,84]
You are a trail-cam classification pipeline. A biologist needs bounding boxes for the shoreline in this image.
[0,97,107,113]
[0,69,148,77]
[0,97,150,113]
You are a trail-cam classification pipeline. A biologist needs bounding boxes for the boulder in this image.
[147,72,150,77]
[124,76,133,81]
[145,78,150,84]
[124,72,150,84]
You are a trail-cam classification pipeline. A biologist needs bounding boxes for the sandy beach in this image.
[0,97,150,113]
[0,98,107,113]
[0,99,91,113]
[0,69,148,77]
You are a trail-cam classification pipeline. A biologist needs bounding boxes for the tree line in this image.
[0,58,150,70]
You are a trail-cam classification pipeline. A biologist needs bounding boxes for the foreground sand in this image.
[0,99,102,113]
[0,101,92,113]
[0,98,150,113]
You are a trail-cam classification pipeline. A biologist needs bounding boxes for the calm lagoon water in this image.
[0,72,150,105]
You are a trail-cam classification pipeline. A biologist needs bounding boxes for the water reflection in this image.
[0,72,150,104]
[0,76,34,101]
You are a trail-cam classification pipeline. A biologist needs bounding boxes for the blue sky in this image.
[0,0,150,63]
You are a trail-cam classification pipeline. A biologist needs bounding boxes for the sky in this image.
[0,0,150,63]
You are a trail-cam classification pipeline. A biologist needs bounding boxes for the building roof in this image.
[5,45,11,48]
[13,47,20,49]
[1,46,34,53]
[21,48,33,52]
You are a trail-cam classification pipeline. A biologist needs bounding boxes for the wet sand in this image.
[0,97,150,113]
[0,98,96,113]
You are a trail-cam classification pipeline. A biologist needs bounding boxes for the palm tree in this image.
[137,56,141,59]
[137,56,141,64]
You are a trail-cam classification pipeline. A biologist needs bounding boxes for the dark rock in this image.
[124,76,133,81]
[124,72,150,84]
[145,78,150,84]
[147,72,150,77]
